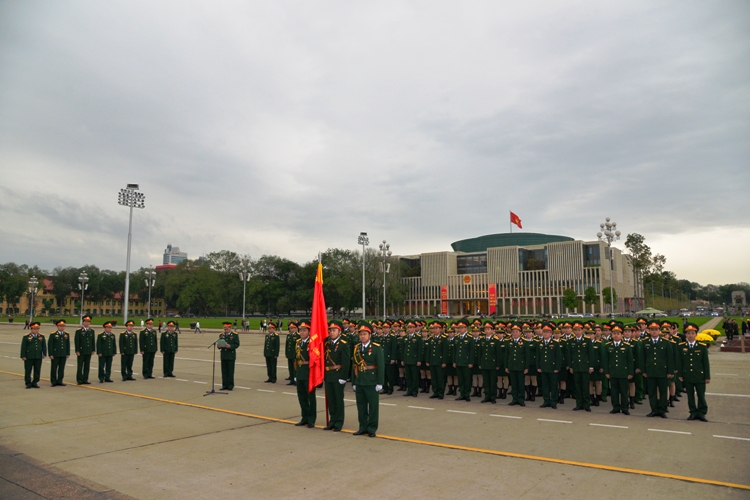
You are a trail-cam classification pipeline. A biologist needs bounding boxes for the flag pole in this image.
[320,252,330,428]
[510,211,512,234]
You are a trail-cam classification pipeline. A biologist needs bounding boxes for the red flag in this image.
[510,211,522,229]
[308,263,328,392]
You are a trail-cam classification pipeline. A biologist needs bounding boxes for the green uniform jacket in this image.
[352,341,385,386]
[676,341,710,383]
[471,336,484,366]
[524,337,538,368]
[119,332,139,355]
[567,336,595,372]
[505,338,529,371]
[639,338,674,378]
[285,332,299,359]
[139,329,158,353]
[625,339,640,371]
[74,328,96,355]
[427,334,447,365]
[495,339,508,371]
[419,336,430,364]
[453,334,474,366]
[263,332,280,357]
[602,341,634,378]
[401,334,421,364]
[479,335,500,369]
[48,331,70,357]
[160,331,179,353]
[97,333,117,356]
[382,333,397,363]
[219,331,240,360]
[295,339,311,380]
[20,333,46,359]
[537,339,562,373]
[591,340,603,370]
[324,337,350,382]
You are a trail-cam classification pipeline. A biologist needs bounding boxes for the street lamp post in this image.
[144,266,155,319]
[358,232,369,319]
[118,184,145,323]
[78,272,89,324]
[239,267,251,328]
[597,217,621,320]
[28,277,38,324]
[379,240,392,320]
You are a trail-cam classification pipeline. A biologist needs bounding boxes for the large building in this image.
[400,232,641,317]
[163,244,187,265]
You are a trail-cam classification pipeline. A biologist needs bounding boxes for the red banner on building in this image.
[488,284,497,315]
[440,286,448,316]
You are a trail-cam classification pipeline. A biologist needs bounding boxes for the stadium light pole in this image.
[597,217,621,320]
[118,184,145,323]
[28,277,38,324]
[78,272,88,324]
[379,240,392,320]
[358,232,369,319]
[144,266,155,319]
[239,266,251,327]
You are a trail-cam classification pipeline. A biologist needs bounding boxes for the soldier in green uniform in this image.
[294,319,317,428]
[598,323,611,403]
[640,320,674,418]
[552,324,567,404]
[218,321,240,390]
[396,322,407,391]
[426,320,447,399]
[381,321,397,395]
[677,323,710,421]
[48,319,71,386]
[537,323,562,408]
[589,327,603,406]
[444,323,458,395]
[603,325,633,415]
[139,318,158,379]
[96,321,117,382]
[119,320,139,381]
[567,321,595,411]
[352,321,384,437]
[523,324,538,401]
[633,317,648,403]
[453,318,474,402]
[323,320,350,431]
[20,321,46,388]
[505,323,528,406]
[495,323,508,399]
[479,321,500,404]
[263,321,280,383]
[419,326,431,393]
[470,326,484,398]
[160,320,179,377]
[74,315,96,385]
[284,321,299,385]
[401,321,421,397]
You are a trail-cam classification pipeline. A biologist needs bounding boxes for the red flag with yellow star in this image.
[308,263,328,392]
[510,211,522,229]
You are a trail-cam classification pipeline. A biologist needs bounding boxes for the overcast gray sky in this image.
[1,1,748,285]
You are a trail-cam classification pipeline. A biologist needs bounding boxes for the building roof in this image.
[451,232,575,253]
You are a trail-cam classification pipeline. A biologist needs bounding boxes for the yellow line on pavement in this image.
[1,369,748,491]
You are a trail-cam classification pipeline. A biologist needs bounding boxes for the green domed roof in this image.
[451,233,574,252]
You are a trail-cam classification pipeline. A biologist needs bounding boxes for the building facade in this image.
[163,244,187,265]
[400,233,640,317]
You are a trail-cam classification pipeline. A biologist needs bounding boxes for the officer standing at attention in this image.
[537,323,562,409]
[97,321,117,382]
[426,320,447,400]
[352,321,384,437]
[401,321,421,397]
[452,318,474,402]
[139,318,158,379]
[219,321,240,390]
[479,320,499,404]
[568,321,595,412]
[294,320,317,428]
[119,320,139,381]
[603,325,633,415]
[160,320,179,377]
[323,320,350,431]
[641,320,674,418]
[74,315,96,385]
[505,323,528,406]
[48,319,70,386]
[263,321,280,383]
[285,321,299,385]
[21,321,46,388]
[677,323,710,421]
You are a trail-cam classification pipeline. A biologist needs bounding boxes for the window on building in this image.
[518,248,547,271]
[583,244,601,267]
[457,254,487,275]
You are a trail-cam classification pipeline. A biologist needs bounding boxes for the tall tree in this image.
[562,288,578,311]
[625,233,651,299]
[583,286,598,312]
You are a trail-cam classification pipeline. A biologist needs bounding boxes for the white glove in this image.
[293,378,296,383]
[375,385,383,392]
[338,379,346,385]
[352,385,356,391]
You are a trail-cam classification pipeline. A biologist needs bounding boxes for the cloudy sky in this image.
[1,1,748,285]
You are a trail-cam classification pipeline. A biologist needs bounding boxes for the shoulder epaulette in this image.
[678,342,687,346]
[698,342,707,346]
[372,342,380,347]
[340,340,347,344]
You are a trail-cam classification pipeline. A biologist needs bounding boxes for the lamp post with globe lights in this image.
[78,272,89,324]
[597,218,621,320]
[28,277,38,324]
[358,232,369,319]
[379,241,392,320]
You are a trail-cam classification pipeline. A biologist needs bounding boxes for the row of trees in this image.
[0,248,409,317]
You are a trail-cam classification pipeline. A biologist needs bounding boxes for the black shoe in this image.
[59,383,66,387]
[25,385,31,389]
[220,387,228,390]
[438,395,443,400]
[592,395,599,407]
[687,415,696,420]
[226,388,233,391]
[323,425,334,430]
[585,408,591,412]
[286,381,295,385]
[368,432,376,438]
[610,409,619,414]
[307,424,315,428]
[403,393,412,397]
[353,430,366,436]
[697,416,707,422]
[32,383,40,388]
[83,381,91,384]
[100,379,104,383]
[518,401,524,406]
[333,427,341,432]
[629,399,635,409]
[123,378,128,381]
[659,413,667,418]
[481,399,489,403]
[429,394,439,399]
[490,400,496,404]
[550,405,557,409]
[264,379,272,383]
[573,407,582,411]
[465,397,471,402]
[622,410,630,415]
[105,379,113,383]
[646,412,657,417]
[295,421,307,426]
[285,377,291,381]
[508,401,518,406]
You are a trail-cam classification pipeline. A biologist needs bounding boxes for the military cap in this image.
[298,319,312,329]
[222,321,232,326]
[358,321,373,333]
[684,323,699,332]
[267,321,277,329]
[55,319,66,325]
[125,320,134,326]
[454,318,470,327]
[329,319,344,330]
[30,321,41,328]
[445,323,455,333]
[472,318,482,325]
[572,321,584,329]
[166,320,176,326]
[406,320,417,327]
[647,320,661,329]
[596,323,605,330]
[541,323,553,331]
[482,320,495,328]
[146,318,155,323]
[561,321,572,328]
[636,317,647,324]
[510,322,521,331]
[382,320,391,327]
[288,320,298,327]
[611,324,623,332]
[82,314,92,321]
[103,321,113,327]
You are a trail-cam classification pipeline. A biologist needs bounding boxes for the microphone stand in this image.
[204,339,228,396]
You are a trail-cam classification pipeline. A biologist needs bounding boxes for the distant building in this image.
[163,244,187,265]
